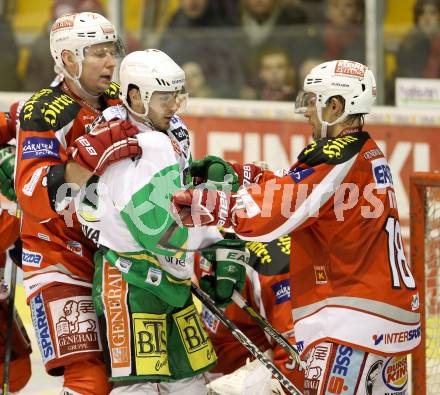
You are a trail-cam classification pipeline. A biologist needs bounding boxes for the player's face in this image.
[80,42,117,94]
[303,95,323,139]
[148,89,187,131]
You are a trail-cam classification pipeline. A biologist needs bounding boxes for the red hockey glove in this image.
[171,188,235,227]
[67,120,141,176]
[230,163,264,186]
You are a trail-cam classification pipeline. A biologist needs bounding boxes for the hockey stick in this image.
[2,261,18,395]
[230,290,303,367]
[192,284,303,395]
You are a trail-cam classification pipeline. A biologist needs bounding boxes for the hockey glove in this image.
[190,155,239,191]
[230,162,265,186]
[190,155,265,190]
[67,119,141,176]
[171,187,236,227]
[0,145,16,202]
[200,239,249,306]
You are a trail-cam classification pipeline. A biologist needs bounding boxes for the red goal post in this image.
[410,172,440,395]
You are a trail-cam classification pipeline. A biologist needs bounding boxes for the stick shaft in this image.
[231,290,303,366]
[192,284,303,395]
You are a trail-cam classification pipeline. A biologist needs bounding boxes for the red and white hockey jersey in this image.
[233,131,421,357]
[15,83,120,300]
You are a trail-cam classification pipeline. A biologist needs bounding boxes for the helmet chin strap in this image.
[316,105,347,139]
[56,62,101,100]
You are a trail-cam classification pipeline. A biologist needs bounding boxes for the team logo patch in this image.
[271,279,291,304]
[314,266,328,284]
[22,248,43,267]
[371,157,393,188]
[30,294,55,364]
[51,296,101,357]
[289,166,315,183]
[145,267,162,286]
[115,257,133,274]
[66,241,83,256]
[22,137,60,160]
[382,356,408,392]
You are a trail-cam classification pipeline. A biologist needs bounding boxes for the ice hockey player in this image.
[171,59,420,394]
[14,12,140,395]
[73,49,249,394]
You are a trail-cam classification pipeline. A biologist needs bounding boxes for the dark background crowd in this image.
[0,0,438,105]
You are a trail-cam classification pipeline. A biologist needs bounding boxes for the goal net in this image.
[410,172,440,395]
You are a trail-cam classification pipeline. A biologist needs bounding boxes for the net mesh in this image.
[425,185,440,395]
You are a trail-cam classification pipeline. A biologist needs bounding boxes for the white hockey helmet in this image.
[295,60,376,137]
[50,12,124,78]
[119,49,187,119]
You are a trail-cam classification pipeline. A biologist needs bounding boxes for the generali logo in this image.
[54,297,100,357]
[103,261,131,368]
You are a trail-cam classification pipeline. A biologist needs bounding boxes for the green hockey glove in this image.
[200,239,250,307]
[190,155,239,192]
[0,145,16,202]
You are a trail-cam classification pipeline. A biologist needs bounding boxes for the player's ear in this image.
[61,50,76,67]
[329,96,344,117]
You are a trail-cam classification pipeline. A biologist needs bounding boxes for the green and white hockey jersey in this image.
[75,105,221,307]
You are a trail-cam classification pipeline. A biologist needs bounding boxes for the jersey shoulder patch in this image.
[20,86,80,132]
[298,132,370,166]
